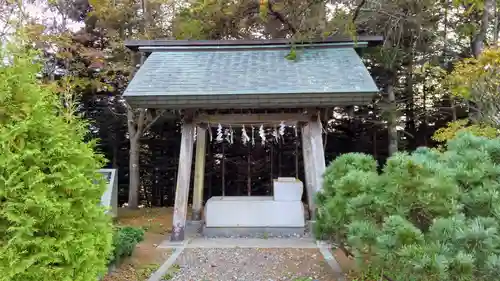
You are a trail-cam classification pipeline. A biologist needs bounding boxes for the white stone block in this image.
[204,196,305,227]
[277,177,296,181]
[273,178,303,201]
[98,169,118,217]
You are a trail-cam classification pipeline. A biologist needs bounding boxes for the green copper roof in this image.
[123,46,379,109]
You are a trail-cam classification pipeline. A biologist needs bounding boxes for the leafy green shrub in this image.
[110,226,145,264]
[316,133,500,281]
[432,119,499,144]
[0,46,113,280]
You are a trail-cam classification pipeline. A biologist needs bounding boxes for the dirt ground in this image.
[333,248,356,273]
[333,249,382,281]
[103,207,177,281]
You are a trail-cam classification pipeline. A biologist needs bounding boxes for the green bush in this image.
[316,133,500,281]
[432,119,499,145]
[0,46,113,280]
[110,226,145,264]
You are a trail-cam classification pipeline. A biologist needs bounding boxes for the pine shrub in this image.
[316,133,500,281]
[0,47,113,280]
[110,226,145,264]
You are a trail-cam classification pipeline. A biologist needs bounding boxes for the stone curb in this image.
[317,241,346,281]
[146,241,188,281]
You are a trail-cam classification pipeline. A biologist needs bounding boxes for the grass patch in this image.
[136,263,160,280]
[103,208,175,281]
[160,263,181,280]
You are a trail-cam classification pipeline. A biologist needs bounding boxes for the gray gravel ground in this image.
[167,247,338,281]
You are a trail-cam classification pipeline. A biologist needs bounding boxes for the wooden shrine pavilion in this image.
[123,37,382,242]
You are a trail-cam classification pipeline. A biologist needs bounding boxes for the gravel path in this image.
[168,248,339,281]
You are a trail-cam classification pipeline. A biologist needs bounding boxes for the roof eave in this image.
[122,92,379,110]
[124,36,384,51]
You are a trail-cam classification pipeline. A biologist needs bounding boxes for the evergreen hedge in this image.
[316,133,500,281]
[0,47,113,280]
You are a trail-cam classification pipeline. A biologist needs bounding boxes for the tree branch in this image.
[142,110,166,133]
[108,105,127,118]
[267,1,297,35]
[352,0,367,23]
[136,108,146,136]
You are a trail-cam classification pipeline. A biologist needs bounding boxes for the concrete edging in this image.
[146,245,186,281]
[317,241,346,281]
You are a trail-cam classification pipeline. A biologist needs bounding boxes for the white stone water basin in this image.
[273,177,303,201]
[204,196,305,228]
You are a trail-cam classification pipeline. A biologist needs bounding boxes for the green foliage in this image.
[259,0,269,21]
[160,263,180,281]
[432,119,499,144]
[284,47,298,61]
[0,45,113,281]
[316,133,500,281]
[447,48,500,125]
[110,226,145,264]
[172,0,255,40]
[136,263,160,280]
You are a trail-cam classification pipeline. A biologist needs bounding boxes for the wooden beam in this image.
[194,113,311,126]
[191,125,207,221]
[170,121,195,242]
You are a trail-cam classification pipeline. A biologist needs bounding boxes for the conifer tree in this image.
[0,43,113,281]
[317,133,500,280]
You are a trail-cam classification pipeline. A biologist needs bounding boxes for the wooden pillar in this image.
[170,121,195,242]
[309,118,326,194]
[302,117,326,221]
[301,123,315,217]
[191,125,206,221]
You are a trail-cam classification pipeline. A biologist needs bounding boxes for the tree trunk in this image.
[141,0,150,37]
[387,84,398,155]
[471,0,493,57]
[422,80,429,146]
[247,144,251,196]
[494,0,499,42]
[405,54,416,150]
[128,136,140,209]
[295,127,299,179]
[278,142,282,177]
[112,143,118,168]
[270,144,274,186]
[126,108,150,209]
[222,142,225,197]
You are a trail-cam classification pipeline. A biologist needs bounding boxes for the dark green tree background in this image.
[2,0,494,208]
